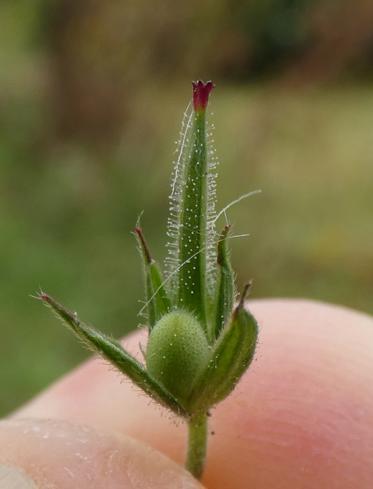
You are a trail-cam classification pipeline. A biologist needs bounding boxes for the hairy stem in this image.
[186,412,208,479]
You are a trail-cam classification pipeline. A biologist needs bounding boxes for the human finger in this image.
[14,299,373,488]
[0,418,203,488]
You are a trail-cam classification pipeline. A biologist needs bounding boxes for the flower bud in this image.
[146,311,210,405]
[175,81,215,332]
[192,81,214,112]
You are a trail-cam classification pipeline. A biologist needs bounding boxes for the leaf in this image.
[214,225,235,339]
[187,284,258,413]
[39,292,187,416]
[134,227,171,329]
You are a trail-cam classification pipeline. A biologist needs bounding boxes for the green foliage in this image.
[234,0,313,75]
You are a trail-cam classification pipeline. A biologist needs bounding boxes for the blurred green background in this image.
[1,0,373,416]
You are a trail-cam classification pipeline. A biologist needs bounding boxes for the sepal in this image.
[187,283,258,413]
[214,225,235,339]
[39,292,186,416]
[135,227,171,329]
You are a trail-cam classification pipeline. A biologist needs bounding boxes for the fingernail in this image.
[0,465,38,488]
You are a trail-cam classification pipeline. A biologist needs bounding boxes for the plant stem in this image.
[186,412,208,479]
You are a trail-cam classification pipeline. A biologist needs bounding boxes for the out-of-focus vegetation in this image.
[1,0,372,416]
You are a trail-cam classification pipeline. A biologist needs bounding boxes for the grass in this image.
[1,81,372,416]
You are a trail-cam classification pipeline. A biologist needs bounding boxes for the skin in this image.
[1,299,373,488]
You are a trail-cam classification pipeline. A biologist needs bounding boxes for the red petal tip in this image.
[192,80,215,112]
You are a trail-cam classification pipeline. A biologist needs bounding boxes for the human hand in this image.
[1,299,372,488]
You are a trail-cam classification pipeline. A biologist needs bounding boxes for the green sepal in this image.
[187,284,258,413]
[214,225,235,339]
[39,292,187,416]
[135,227,171,330]
[178,110,208,330]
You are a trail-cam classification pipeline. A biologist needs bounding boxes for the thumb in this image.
[0,418,203,489]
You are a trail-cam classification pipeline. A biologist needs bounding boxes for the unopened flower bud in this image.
[192,80,214,112]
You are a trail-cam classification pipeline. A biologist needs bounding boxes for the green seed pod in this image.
[146,311,210,405]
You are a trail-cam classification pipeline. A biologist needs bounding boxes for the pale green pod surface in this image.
[146,311,210,406]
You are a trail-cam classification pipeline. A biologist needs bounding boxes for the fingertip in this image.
[13,300,373,488]
[204,299,373,488]
[0,418,203,489]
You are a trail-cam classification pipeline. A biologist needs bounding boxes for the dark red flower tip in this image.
[192,80,215,112]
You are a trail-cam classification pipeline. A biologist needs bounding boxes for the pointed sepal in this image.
[187,283,258,413]
[177,103,208,327]
[175,81,216,333]
[214,225,235,339]
[39,292,186,416]
[192,80,215,112]
[135,227,172,329]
